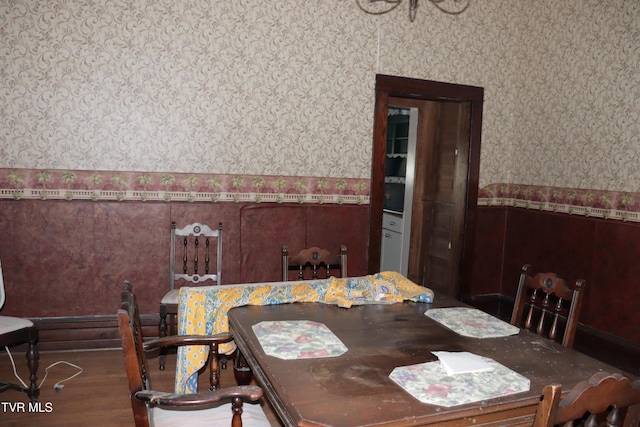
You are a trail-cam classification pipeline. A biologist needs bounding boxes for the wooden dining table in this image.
[228,292,626,427]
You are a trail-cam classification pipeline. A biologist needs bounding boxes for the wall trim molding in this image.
[6,171,639,217]
[479,183,640,223]
[0,168,370,205]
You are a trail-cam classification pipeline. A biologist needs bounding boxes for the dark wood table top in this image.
[228,293,623,427]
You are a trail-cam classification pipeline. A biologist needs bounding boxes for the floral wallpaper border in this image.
[480,183,640,223]
[3,169,640,223]
[0,168,370,205]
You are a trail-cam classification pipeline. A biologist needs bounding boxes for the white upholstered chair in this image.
[0,257,39,401]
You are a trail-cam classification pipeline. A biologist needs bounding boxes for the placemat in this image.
[425,307,520,338]
[252,320,348,360]
[389,357,530,407]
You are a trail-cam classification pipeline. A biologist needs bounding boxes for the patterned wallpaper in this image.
[1,1,639,214]
[1,0,376,178]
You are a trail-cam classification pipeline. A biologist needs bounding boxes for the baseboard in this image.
[461,293,640,376]
[27,314,161,352]
[460,293,514,321]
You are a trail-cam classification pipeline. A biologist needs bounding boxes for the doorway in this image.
[368,75,483,298]
[380,106,418,275]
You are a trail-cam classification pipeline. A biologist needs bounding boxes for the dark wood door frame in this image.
[368,74,484,296]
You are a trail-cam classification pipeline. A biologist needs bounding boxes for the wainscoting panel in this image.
[469,205,640,346]
[0,199,369,322]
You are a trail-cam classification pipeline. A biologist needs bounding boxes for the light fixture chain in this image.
[355,0,471,21]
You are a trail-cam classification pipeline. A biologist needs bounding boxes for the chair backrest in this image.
[170,222,222,290]
[282,245,347,281]
[121,282,262,427]
[510,264,585,348]
[534,372,640,427]
[119,281,154,427]
[0,257,5,309]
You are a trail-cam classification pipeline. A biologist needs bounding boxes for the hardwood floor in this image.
[0,348,282,426]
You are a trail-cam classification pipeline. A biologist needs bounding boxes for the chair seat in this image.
[160,289,179,305]
[151,401,271,427]
[0,316,33,335]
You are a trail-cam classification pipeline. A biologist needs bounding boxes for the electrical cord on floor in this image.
[4,346,83,392]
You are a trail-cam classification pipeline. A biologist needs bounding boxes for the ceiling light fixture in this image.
[356,0,471,22]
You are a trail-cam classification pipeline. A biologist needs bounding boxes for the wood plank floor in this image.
[0,348,282,426]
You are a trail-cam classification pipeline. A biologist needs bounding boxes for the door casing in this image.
[368,74,484,298]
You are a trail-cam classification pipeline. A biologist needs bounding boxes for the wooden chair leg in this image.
[231,396,243,427]
[233,350,253,386]
[26,338,39,402]
[158,305,168,370]
[221,353,228,370]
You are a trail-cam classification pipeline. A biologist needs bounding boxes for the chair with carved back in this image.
[533,371,640,427]
[0,257,39,402]
[159,221,222,370]
[119,281,270,427]
[282,245,347,281]
[510,264,585,348]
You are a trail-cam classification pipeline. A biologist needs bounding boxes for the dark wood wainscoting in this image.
[469,206,640,348]
[0,200,369,320]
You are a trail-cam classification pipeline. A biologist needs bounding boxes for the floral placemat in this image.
[424,307,520,338]
[389,357,530,407]
[252,320,348,360]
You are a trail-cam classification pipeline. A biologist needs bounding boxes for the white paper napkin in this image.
[432,351,495,375]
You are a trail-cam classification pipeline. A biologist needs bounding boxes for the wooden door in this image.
[415,101,471,295]
[368,75,483,298]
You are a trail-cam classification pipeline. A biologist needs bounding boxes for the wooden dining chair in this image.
[510,264,585,348]
[159,221,222,370]
[282,245,347,281]
[120,281,270,427]
[534,371,640,427]
[0,257,39,402]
